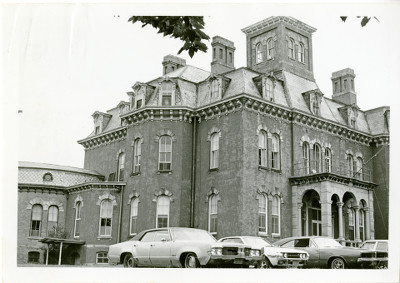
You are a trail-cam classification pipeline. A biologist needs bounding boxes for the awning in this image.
[39,237,85,265]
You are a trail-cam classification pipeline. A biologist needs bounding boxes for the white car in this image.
[219,236,309,268]
[108,227,262,268]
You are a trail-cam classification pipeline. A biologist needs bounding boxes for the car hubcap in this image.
[332,259,344,269]
[186,256,196,268]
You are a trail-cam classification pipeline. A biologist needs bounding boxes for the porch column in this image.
[297,203,303,236]
[321,201,332,237]
[58,242,63,265]
[337,202,344,240]
[46,244,49,265]
[364,207,371,240]
[354,206,360,243]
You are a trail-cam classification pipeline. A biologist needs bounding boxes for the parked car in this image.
[108,227,262,268]
[358,240,388,269]
[218,236,309,268]
[274,236,363,269]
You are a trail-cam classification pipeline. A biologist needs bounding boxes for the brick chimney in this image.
[211,36,235,74]
[162,55,186,75]
[331,68,357,105]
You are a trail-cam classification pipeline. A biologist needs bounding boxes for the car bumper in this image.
[358,258,388,269]
[207,255,262,267]
[274,259,308,268]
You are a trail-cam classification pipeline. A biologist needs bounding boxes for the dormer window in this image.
[160,81,174,106]
[265,78,274,101]
[256,43,263,64]
[136,99,142,109]
[349,109,356,128]
[310,94,319,115]
[95,126,100,135]
[211,79,219,99]
[267,38,274,60]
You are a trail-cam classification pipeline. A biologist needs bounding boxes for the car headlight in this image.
[211,248,222,256]
[282,253,287,258]
[250,249,260,257]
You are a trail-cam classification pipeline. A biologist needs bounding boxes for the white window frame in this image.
[47,205,59,235]
[312,143,322,173]
[210,133,219,169]
[271,134,280,170]
[266,38,274,60]
[208,194,218,236]
[265,78,273,101]
[160,81,174,106]
[303,142,310,174]
[324,148,332,173]
[96,252,109,264]
[158,135,172,171]
[271,196,280,236]
[288,38,295,59]
[30,204,42,237]
[298,42,305,63]
[117,153,125,181]
[210,79,219,100]
[74,201,82,238]
[130,198,139,235]
[258,194,267,234]
[347,154,354,177]
[133,138,141,174]
[156,196,170,228]
[99,199,113,237]
[359,209,365,241]
[348,208,355,240]
[258,131,267,167]
[356,157,363,180]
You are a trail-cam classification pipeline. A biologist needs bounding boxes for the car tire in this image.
[330,258,345,269]
[183,253,200,268]
[123,254,136,268]
[258,256,272,269]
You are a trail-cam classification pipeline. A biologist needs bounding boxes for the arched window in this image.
[28,251,40,263]
[117,152,125,181]
[133,139,141,174]
[99,200,113,237]
[348,208,355,240]
[324,148,332,173]
[30,204,42,237]
[312,143,322,173]
[210,133,219,169]
[208,194,218,236]
[272,196,280,235]
[256,42,263,63]
[298,42,305,63]
[359,210,365,241]
[130,198,139,235]
[303,142,310,174]
[265,78,273,101]
[258,131,267,167]
[347,154,354,177]
[266,38,274,59]
[47,205,59,234]
[270,134,280,170]
[288,38,295,59]
[356,157,363,180]
[310,94,319,115]
[159,136,172,171]
[156,196,170,228]
[258,194,267,233]
[74,201,82,238]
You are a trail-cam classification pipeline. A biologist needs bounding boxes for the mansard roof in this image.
[365,106,390,135]
[18,161,102,176]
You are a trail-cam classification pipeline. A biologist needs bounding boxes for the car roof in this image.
[274,236,334,244]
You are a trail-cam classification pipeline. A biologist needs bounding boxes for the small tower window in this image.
[288,38,295,59]
[267,38,274,60]
[256,43,263,64]
[213,48,216,59]
[344,79,348,90]
[298,43,305,63]
[229,52,233,63]
[219,48,223,59]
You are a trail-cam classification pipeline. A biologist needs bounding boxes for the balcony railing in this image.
[292,160,372,182]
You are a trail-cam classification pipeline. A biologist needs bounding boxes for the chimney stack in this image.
[211,36,235,75]
[162,55,186,75]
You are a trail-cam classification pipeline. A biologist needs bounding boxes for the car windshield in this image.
[243,237,272,247]
[172,229,217,242]
[313,238,343,248]
[376,242,388,251]
[360,242,376,250]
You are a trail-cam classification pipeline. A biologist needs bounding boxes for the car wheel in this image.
[258,256,272,269]
[330,258,345,269]
[183,253,200,268]
[123,254,136,268]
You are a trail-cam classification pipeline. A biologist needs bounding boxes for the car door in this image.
[149,230,172,267]
[135,231,156,266]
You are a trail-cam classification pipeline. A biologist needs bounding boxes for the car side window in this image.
[294,239,310,248]
[153,230,171,242]
[140,231,157,242]
[281,240,294,248]
[222,238,243,244]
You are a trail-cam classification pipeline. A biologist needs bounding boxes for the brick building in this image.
[18,16,389,265]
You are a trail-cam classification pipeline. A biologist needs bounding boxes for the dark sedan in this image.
[274,236,362,269]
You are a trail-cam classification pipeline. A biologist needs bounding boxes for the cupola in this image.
[211,36,235,75]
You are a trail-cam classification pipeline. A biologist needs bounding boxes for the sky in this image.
[2,2,400,170]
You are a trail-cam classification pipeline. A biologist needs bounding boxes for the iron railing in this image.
[292,160,372,182]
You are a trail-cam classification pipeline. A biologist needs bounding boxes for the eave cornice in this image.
[78,127,127,150]
[371,134,390,146]
[66,182,126,194]
[18,184,67,195]
[289,172,377,190]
